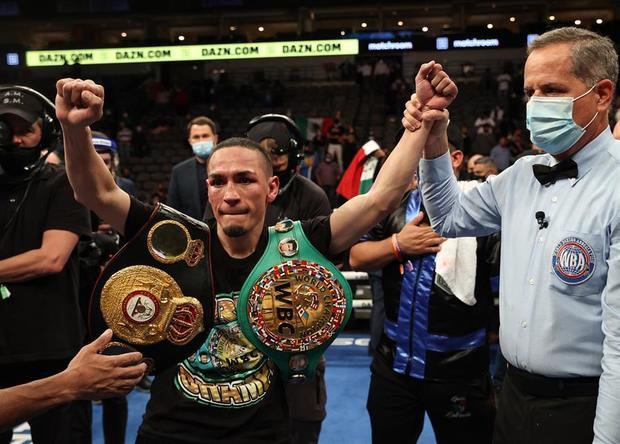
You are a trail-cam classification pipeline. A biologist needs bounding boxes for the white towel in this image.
[434,180,479,306]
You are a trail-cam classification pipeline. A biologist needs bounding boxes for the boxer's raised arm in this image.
[55,78,131,234]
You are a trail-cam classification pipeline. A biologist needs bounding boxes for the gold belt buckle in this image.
[147,220,205,267]
[100,265,204,346]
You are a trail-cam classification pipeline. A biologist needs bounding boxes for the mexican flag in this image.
[296,116,334,140]
[336,140,382,200]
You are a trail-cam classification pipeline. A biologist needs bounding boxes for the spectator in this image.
[472,156,498,180]
[92,132,136,196]
[489,135,514,172]
[479,67,494,95]
[327,125,344,174]
[167,116,218,220]
[314,152,340,208]
[473,110,496,155]
[613,108,620,139]
[496,71,512,97]
[299,145,318,181]
[311,125,327,158]
[508,128,528,155]
[474,109,495,135]
[132,124,148,158]
[116,121,133,162]
[341,126,358,170]
[460,125,472,155]
[357,60,373,87]
[466,154,483,176]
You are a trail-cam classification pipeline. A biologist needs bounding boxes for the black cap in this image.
[246,121,294,155]
[0,89,43,124]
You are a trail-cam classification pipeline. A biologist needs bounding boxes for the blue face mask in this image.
[191,140,214,159]
[526,84,598,155]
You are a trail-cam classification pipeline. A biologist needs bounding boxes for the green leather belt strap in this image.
[238,219,352,382]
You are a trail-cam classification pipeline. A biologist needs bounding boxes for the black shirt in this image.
[0,165,91,364]
[125,197,332,444]
[266,174,331,225]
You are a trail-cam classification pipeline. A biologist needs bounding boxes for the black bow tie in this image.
[532,159,578,186]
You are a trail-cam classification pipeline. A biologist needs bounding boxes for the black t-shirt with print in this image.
[124,197,332,444]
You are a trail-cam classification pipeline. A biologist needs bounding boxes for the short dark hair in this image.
[207,137,273,176]
[187,116,217,135]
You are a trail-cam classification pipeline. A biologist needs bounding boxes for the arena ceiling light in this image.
[596,18,603,24]
[422,26,428,32]
[361,22,368,28]
[487,23,493,29]
[258,26,265,32]
[548,15,556,21]
[121,32,127,38]
[178,35,185,41]
[229,26,237,31]
[340,30,346,36]
[574,19,581,25]
[509,17,516,22]
[397,20,404,26]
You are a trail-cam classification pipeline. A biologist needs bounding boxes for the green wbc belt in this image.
[238,219,352,382]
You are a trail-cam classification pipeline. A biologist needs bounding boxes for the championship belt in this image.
[89,204,214,372]
[238,219,352,382]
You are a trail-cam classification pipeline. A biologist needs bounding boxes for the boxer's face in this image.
[207,146,278,238]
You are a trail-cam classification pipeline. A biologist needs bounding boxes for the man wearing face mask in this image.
[0,86,91,443]
[244,114,331,224]
[167,116,218,219]
[403,27,620,444]
[471,156,498,181]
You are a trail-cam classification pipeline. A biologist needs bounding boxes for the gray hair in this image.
[475,156,497,169]
[528,27,618,87]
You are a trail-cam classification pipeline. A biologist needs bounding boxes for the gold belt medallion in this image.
[100,265,204,346]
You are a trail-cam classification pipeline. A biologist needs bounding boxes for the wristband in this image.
[391,234,404,262]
